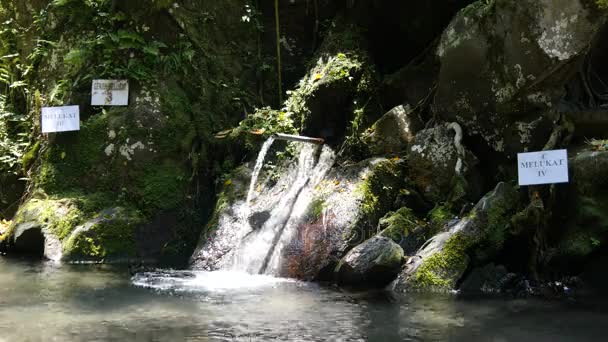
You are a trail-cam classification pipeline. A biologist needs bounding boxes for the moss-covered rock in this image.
[1,192,152,262]
[62,207,144,262]
[378,207,433,256]
[394,182,519,292]
[283,14,381,145]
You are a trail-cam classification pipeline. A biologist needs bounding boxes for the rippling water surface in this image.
[1,257,607,341]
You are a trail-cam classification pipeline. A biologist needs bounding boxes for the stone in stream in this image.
[335,236,404,288]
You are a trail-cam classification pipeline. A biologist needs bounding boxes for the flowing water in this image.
[2,257,608,341]
[196,139,336,275]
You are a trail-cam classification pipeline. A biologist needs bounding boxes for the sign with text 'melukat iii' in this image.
[91,79,129,106]
[41,106,80,133]
[517,149,569,186]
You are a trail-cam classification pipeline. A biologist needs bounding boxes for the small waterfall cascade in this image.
[213,136,335,275]
[246,136,276,207]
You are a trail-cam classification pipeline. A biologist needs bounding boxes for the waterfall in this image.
[197,136,335,276]
[246,136,276,206]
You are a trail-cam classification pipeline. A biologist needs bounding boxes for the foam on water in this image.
[132,270,293,292]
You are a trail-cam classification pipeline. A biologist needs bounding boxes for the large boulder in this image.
[393,182,519,292]
[334,236,404,288]
[408,123,480,203]
[434,0,608,153]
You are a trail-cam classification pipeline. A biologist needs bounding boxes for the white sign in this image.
[518,149,569,186]
[41,106,80,133]
[91,79,129,106]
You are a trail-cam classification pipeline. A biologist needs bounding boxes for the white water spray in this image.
[246,136,276,206]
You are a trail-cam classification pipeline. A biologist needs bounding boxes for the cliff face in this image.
[1,0,608,294]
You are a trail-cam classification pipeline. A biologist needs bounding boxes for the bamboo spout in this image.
[272,133,324,145]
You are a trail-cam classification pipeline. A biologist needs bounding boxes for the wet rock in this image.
[362,105,423,155]
[407,123,480,203]
[459,263,514,294]
[335,236,404,288]
[248,211,271,231]
[434,0,607,153]
[393,182,519,293]
[4,198,67,261]
[190,165,252,270]
[283,158,407,280]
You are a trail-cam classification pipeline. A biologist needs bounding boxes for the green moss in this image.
[35,113,108,193]
[410,184,519,290]
[22,141,41,173]
[379,207,418,243]
[358,160,404,219]
[63,207,144,259]
[307,198,326,222]
[427,205,453,234]
[411,232,470,290]
[138,161,188,211]
[349,159,407,243]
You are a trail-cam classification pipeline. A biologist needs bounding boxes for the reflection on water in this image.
[1,257,608,341]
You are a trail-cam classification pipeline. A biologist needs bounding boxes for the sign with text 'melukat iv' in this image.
[518,149,569,186]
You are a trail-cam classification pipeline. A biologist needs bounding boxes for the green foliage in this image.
[0,34,32,175]
[597,0,608,9]
[238,107,297,137]
[53,2,196,85]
